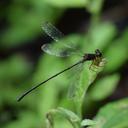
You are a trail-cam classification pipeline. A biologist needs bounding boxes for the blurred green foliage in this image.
[1,0,64,48]
[0,0,128,128]
[44,0,86,8]
[91,98,128,128]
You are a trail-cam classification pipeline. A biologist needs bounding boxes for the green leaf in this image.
[74,61,104,101]
[104,34,128,72]
[81,119,97,127]
[5,111,40,128]
[103,109,128,128]
[44,0,86,8]
[89,74,120,100]
[85,0,104,14]
[0,54,32,105]
[58,107,80,123]
[92,98,128,128]
[0,54,31,82]
[122,28,128,46]
[46,107,80,128]
[86,22,117,51]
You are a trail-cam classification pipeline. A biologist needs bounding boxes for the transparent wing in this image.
[67,62,84,99]
[41,43,76,57]
[42,22,82,57]
[42,22,65,43]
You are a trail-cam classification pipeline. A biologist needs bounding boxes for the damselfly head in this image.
[95,49,102,57]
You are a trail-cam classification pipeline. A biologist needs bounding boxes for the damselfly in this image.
[17,22,105,102]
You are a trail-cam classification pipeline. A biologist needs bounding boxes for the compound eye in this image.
[95,49,102,57]
[95,49,99,53]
